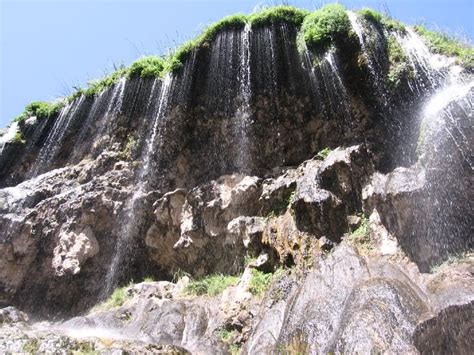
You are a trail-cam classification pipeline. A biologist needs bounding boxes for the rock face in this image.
[0,12,473,354]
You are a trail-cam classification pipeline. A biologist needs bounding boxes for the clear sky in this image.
[1,0,473,128]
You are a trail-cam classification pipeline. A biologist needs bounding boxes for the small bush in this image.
[299,4,351,53]
[249,6,309,28]
[248,269,273,297]
[386,35,414,88]
[415,25,474,68]
[14,100,65,122]
[128,56,165,78]
[185,274,239,297]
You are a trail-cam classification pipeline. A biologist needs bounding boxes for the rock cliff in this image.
[0,4,473,354]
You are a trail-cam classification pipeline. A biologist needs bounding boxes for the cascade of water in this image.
[234,23,252,171]
[347,11,388,104]
[0,121,19,155]
[31,96,85,176]
[321,51,352,121]
[102,74,173,297]
[393,28,455,91]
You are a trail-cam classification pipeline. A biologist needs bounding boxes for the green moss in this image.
[185,274,239,297]
[298,4,351,53]
[249,6,309,28]
[128,56,165,78]
[415,25,474,68]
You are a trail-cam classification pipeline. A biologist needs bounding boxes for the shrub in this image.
[415,25,474,68]
[357,8,382,24]
[128,56,165,78]
[249,6,309,28]
[248,269,273,297]
[299,4,351,53]
[184,274,239,297]
[14,100,65,122]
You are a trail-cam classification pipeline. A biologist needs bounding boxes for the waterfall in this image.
[0,121,19,155]
[234,23,252,171]
[31,96,85,176]
[347,11,388,104]
[102,74,174,297]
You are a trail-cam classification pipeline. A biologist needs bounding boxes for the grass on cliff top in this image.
[14,100,65,122]
[184,274,239,297]
[298,3,351,53]
[357,8,406,33]
[249,5,309,28]
[414,25,474,68]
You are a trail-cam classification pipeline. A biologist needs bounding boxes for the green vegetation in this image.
[347,215,374,254]
[12,132,26,144]
[249,6,309,28]
[415,25,474,68]
[84,67,127,97]
[248,269,273,297]
[430,251,473,273]
[201,14,247,42]
[386,35,414,88]
[128,56,165,78]
[184,274,239,297]
[316,147,332,160]
[23,339,40,353]
[118,135,138,161]
[14,100,65,122]
[357,8,406,33]
[92,285,131,311]
[298,4,351,53]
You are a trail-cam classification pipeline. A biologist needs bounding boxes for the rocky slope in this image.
[0,4,473,354]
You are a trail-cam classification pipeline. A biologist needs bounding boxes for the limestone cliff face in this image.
[0,9,473,354]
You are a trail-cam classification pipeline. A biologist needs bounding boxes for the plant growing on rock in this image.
[184,274,239,297]
[347,215,374,255]
[357,8,406,33]
[91,285,131,311]
[249,5,309,28]
[14,100,65,122]
[128,56,166,78]
[12,132,26,144]
[298,4,351,53]
[248,269,274,297]
[414,25,474,68]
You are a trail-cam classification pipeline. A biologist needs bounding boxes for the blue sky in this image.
[1,0,473,128]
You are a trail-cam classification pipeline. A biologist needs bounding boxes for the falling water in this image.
[102,74,173,297]
[347,11,388,104]
[234,23,252,171]
[0,121,19,155]
[31,96,85,176]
